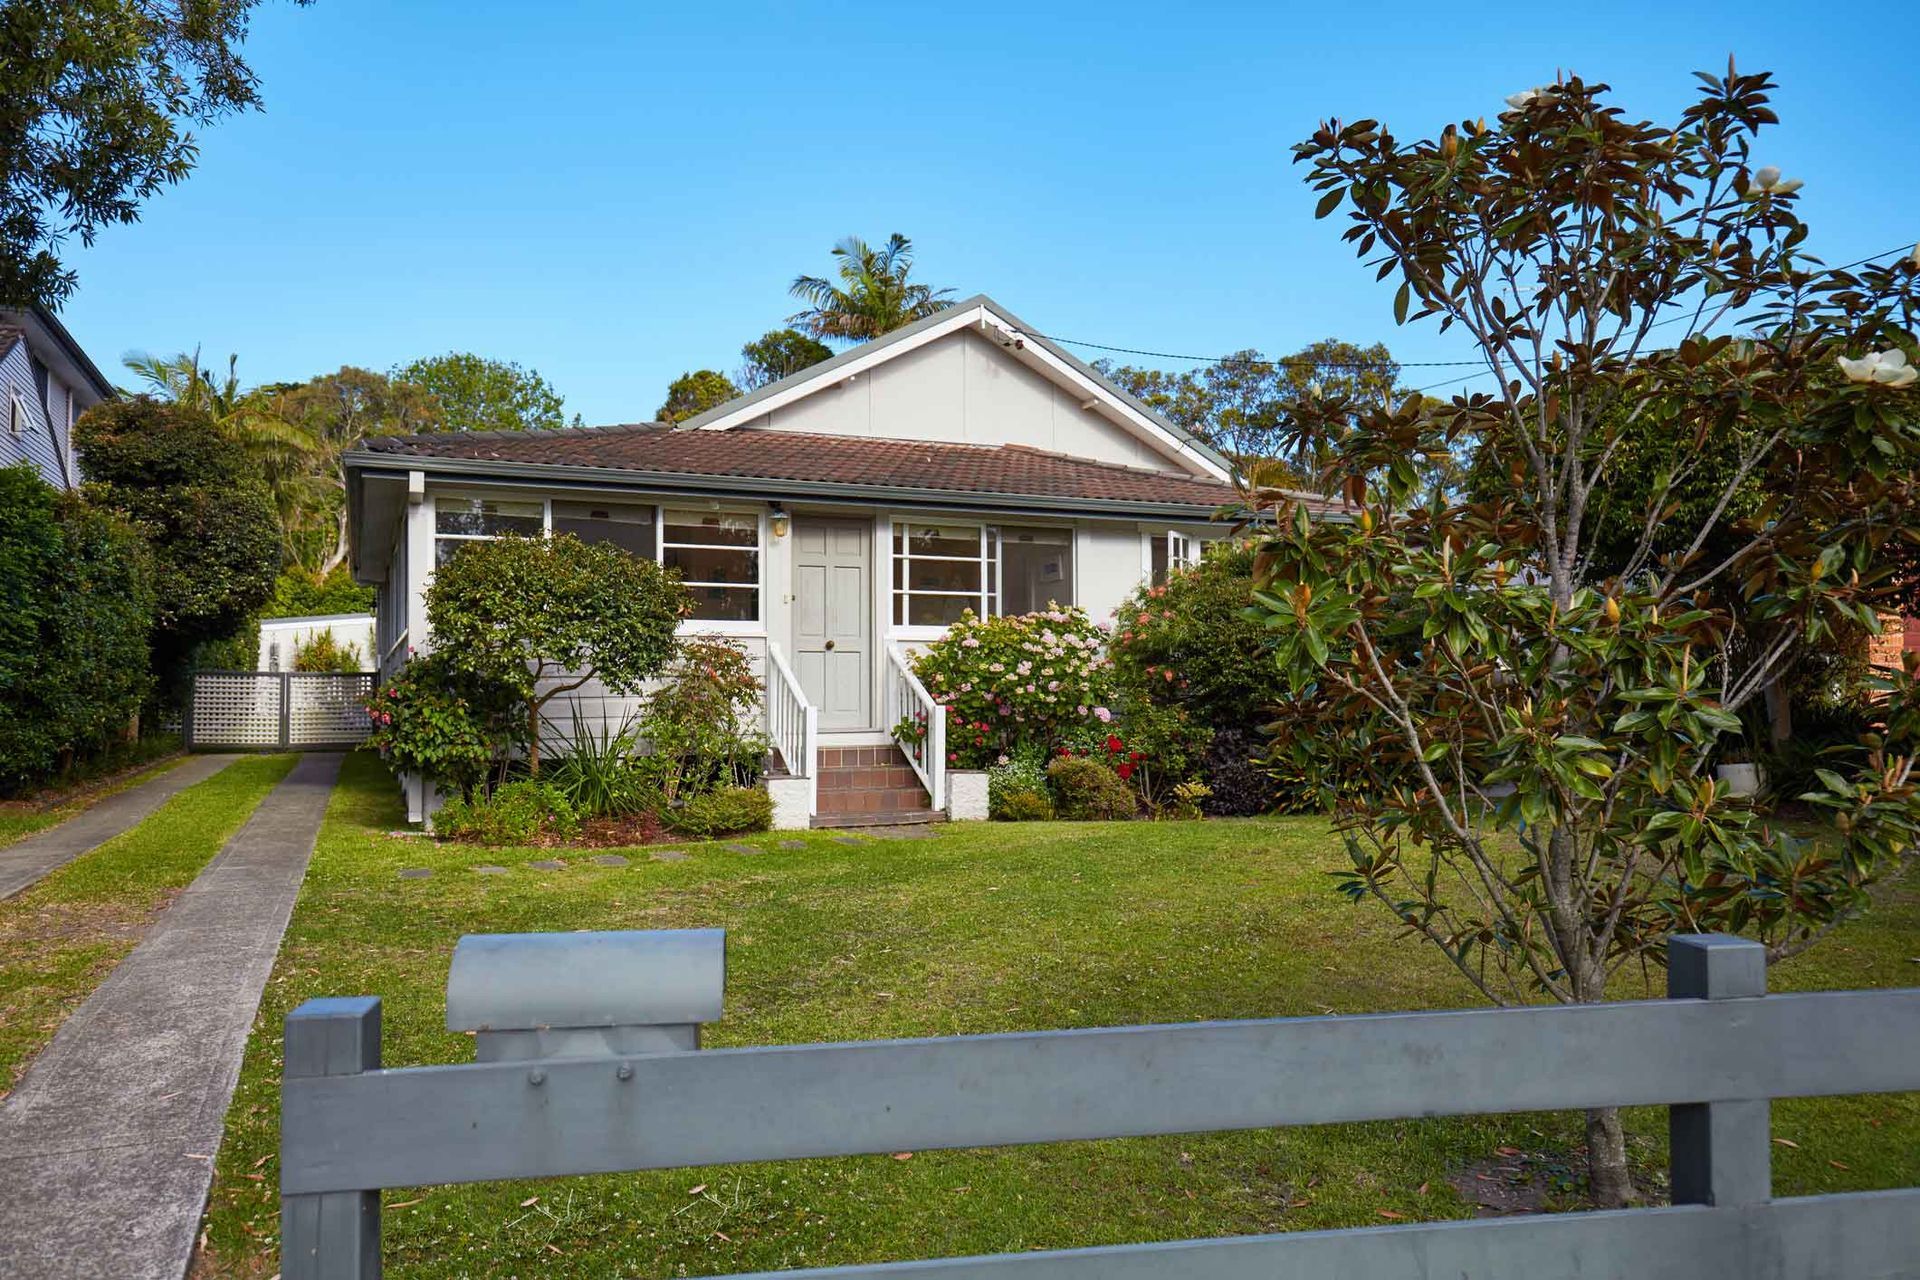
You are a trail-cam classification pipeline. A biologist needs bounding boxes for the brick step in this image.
[815,785,934,815]
[811,809,949,829]
[818,764,923,791]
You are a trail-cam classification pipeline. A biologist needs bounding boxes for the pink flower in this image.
[1093,706,1112,723]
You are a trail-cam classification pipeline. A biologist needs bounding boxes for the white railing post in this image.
[884,645,945,812]
[763,643,818,819]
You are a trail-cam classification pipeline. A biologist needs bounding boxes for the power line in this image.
[1014,242,1916,375]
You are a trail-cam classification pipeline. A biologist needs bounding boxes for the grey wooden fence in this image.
[188,671,375,750]
[279,934,1920,1278]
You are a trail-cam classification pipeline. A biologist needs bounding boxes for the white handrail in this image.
[885,644,945,812]
[764,642,818,816]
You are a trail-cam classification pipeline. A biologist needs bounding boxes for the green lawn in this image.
[202,751,1919,1278]
[0,754,296,1095]
[0,744,188,849]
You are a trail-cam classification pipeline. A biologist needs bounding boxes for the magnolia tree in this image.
[1249,66,1920,1207]
[426,533,687,773]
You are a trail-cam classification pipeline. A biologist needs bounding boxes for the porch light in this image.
[769,504,790,539]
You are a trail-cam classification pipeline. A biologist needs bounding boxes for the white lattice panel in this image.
[191,675,284,748]
[289,674,374,747]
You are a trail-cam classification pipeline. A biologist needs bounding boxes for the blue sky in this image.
[56,0,1919,423]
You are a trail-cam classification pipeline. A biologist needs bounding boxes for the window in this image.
[553,499,656,559]
[434,495,543,565]
[892,522,1073,626]
[663,508,759,622]
[7,392,27,435]
[1148,530,1197,586]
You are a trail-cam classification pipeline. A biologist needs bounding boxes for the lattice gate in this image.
[189,672,375,750]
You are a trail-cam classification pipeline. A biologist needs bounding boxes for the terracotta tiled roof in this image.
[360,424,1259,512]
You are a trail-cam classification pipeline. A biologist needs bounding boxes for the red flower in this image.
[1116,762,1136,780]
[1105,735,1124,754]
[1129,751,1144,762]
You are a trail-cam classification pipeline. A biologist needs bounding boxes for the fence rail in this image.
[883,643,945,811]
[279,934,1920,1278]
[764,642,818,814]
[189,671,374,751]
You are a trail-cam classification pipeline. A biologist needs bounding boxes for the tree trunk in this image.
[526,696,542,776]
[1585,1106,1632,1208]
[1762,675,1793,748]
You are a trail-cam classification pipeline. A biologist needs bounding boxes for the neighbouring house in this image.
[0,305,116,489]
[256,613,377,672]
[343,295,1332,828]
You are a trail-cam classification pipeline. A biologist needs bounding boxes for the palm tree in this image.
[122,349,326,563]
[788,234,955,343]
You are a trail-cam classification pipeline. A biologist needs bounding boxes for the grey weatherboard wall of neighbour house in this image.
[278,933,1920,1279]
[0,335,74,488]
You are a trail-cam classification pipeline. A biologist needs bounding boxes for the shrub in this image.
[1063,693,1212,813]
[433,780,578,845]
[1200,728,1276,817]
[636,638,769,805]
[1166,780,1212,820]
[1110,542,1285,734]
[1046,755,1138,821]
[0,466,156,794]
[911,607,1114,767]
[988,749,1054,821]
[292,629,363,672]
[363,652,523,795]
[75,397,280,709]
[548,710,655,818]
[671,785,773,838]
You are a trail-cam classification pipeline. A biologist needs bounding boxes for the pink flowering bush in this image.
[362,651,523,796]
[909,607,1114,768]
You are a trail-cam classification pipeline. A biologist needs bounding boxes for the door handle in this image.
[824,640,836,650]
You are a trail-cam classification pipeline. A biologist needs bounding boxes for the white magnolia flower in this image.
[1502,86,1555,116]
[1911,242,1920,269]
[1744,165,1803,198]
[1836,349,1917,388]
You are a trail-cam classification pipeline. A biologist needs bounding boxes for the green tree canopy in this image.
[425,533,688,773]
[76,396,281,706]
[788,233,954,344]
[1,0,306,309]
[657,369,740,424]
[1249,66,1920,1208]
[738,328,832,390]
[394,352,571,434]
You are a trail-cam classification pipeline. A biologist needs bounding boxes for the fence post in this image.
[279,671,294,750]
[1667,933,1769,1207]
[282,997,383,1279]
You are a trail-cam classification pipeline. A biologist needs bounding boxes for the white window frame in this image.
[1144,528,1199,586]
[430,489,767,636]
[7,391,28,435]
[889,517,1077,637]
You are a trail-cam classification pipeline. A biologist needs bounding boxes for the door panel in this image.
[790,519,872,730]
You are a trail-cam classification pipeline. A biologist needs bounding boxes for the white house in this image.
[256,613,377,672]
[0,305,115,490]
[343,296,1333,828]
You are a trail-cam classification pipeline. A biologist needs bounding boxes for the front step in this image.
[813,745,940,824]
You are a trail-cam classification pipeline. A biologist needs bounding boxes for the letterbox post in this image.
[282,996,383,1280]
[1667,933,1769,1207]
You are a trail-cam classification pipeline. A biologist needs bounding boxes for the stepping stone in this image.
[528,859,565,870]
[650,849,688,862]
[591,854,630,867]
[397,868,433,879]
[778,840,806,850]
[474,865,510,875]
[725,842,762,855]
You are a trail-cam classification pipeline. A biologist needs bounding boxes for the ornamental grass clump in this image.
[909,607,1113,767]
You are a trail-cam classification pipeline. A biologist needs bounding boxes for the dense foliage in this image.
[1110,542,1284,734]
[1250,65,1920,1205]
[291,629,363,673]
[363,652,523,796]
[738,328,832,390]
[670,785,774,838]
[433,780,579,846]
[74,396,279,707]
[394,352,571,434]
[656,369,740,424]
[634,639,769,808]
[909,608,1113,768]
[0,466,155,792]
[425,533,686,773]
[788,233,953,344]
[0,0,306,308]
[1045,755,1138,820]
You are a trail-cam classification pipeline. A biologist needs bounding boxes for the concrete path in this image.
[0,754,242,901]
[0,753,342,1279]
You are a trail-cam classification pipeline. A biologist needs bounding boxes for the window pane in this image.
[905,594,976,626]
[1150,535,1170,587]
[664,509,757,547]
[999,526,1073,615]
[435,496,542,538]
[906,557,981,594]
[553,500,656,559]
[684,586,759,622]
[665,545,758,585]
[435,538,474,568]
[903,524,979,557]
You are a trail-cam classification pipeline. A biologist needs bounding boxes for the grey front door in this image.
[791,518,872,731]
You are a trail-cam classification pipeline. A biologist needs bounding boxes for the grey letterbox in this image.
[445,928,725,1062]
